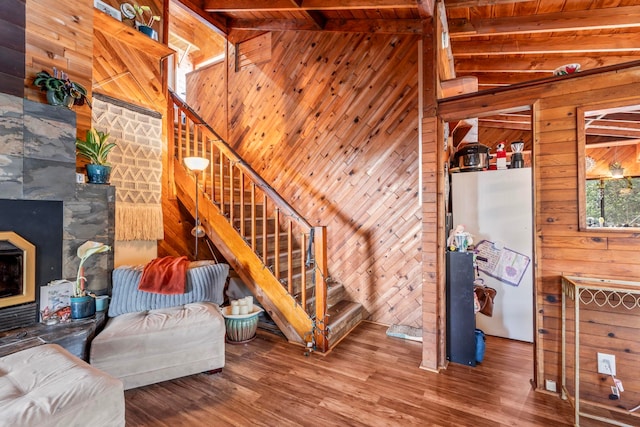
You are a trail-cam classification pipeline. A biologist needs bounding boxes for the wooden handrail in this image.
[168,90,328,346]
[169,91,312,230]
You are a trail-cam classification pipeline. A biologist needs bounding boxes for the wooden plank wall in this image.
[92,0,168,112]
[24,0,94,138]
[92,27,168,112]
[185,59,228,141]
[188,31,423,328]
[0,0,25,97]
[438,66,640,420]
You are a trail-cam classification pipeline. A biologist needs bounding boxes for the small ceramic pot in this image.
[70,295,96,319]
[95,295,109,312]
[137,25,158,41]
[46,90,74,108]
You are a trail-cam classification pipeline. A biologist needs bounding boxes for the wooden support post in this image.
[313,226,328,352]
[274,209,280,279]
[287,221,293,295]
[301,232,307,311]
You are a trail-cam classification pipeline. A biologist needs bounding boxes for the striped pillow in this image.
[108,262,229,317]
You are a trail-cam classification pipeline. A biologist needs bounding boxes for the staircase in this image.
[167,91,364,352]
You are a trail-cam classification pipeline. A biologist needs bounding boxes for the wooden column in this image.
[421,17,442,372]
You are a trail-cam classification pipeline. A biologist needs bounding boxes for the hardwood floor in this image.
[124,322,574,426]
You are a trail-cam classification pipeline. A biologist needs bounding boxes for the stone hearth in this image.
[0,93,115,331]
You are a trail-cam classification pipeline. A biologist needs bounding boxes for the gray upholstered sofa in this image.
[90,261,229,390]
[0,344,125,427]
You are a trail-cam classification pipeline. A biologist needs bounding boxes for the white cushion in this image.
[91,302,225,390]
[0,344,124,427]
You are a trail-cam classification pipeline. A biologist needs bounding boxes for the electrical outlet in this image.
[545,379,557,392]
[597,353,616,375]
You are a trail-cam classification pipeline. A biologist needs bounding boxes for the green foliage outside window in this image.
[586,177,640,227]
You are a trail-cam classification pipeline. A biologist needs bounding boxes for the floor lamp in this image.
[183,157,210,260]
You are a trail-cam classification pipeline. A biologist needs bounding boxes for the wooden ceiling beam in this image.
[478,119,530,131]
[448,6,640,38]
[463,71,550,86]
[230,18,423,34]
[585,138,640,149]
[437,1,455,82]
[416,0,435,18]
[586,127,640,138]
[203,0,420,12]
[229,19,321,32]
[443,0,531,8]
[452,33,640,56]
[303,10,327,30]
[176,0,229,37]
[454,56,640,73]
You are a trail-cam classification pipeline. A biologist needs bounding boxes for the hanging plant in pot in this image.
[76,128,117,184]
[71,241,111,319]
[33,69,91,109]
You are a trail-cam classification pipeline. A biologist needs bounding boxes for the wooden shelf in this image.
[93,9,175,59]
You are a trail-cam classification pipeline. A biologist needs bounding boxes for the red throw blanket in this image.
[138,256,190,295]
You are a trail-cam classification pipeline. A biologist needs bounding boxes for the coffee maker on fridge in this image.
[510,140,524,168]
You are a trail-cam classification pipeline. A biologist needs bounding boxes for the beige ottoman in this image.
[90,302,225,390]
[0,344,125,427]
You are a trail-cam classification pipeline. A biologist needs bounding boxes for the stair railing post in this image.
[167,95,176,198]
[313,226,328,352]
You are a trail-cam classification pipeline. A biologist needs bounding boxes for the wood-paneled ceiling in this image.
[173,0,640,172]
[178,0,640,90]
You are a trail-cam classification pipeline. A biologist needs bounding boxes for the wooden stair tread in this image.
[326,300,365,346]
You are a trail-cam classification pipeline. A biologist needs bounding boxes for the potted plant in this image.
[71,241,111,319]
[123,2,160,40]
[33,69,91,109]
[76,128,117,184]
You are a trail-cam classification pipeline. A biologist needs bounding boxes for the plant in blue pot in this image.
[128,3,161,41]
[71,241,111,319]
[76,128,117,184]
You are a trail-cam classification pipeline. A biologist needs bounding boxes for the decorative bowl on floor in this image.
[221,306,264,343]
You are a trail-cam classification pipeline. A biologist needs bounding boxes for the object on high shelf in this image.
[495,141,507,170]
[94,0,122,21]
[510,140,525,169]
[553,63,581,76]
[453,143,490,171]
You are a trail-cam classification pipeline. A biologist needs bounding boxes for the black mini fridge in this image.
[446,251,476,366]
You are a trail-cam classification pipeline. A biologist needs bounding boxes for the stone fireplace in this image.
[0,93,115,332]
[0,231,37,310]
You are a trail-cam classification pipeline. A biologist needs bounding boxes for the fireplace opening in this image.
[0,242,24,299]
[0,199,63,331]
[0,232,36,310]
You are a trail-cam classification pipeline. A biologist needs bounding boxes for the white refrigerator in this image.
[451,168,533,342]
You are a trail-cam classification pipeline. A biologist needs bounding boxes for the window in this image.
[586,177,640,228]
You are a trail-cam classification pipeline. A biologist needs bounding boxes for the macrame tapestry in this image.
[93,96,164,241]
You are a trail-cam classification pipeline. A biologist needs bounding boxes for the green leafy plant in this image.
[76,128,116,166]
[33,69,91,108]
[134,4,161,27]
